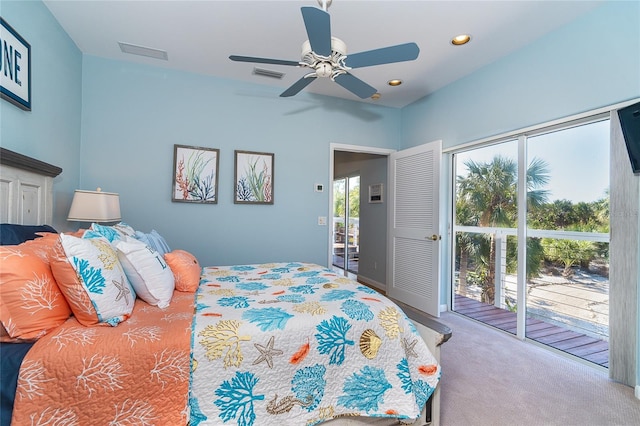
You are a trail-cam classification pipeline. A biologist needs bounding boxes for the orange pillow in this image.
[164,250,201,292]
[19,232,59,262]
[0,322,12,341]
[0,244,72,341]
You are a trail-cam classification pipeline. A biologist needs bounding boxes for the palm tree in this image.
[456,155,549,303]
[455,201,481,296]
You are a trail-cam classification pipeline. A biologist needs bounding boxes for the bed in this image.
[0,148,450,426]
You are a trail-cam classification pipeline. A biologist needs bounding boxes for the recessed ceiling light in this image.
[451,34,471,46]
[118,42,168,60]
[388,79,402,87]
[371,93,381,100]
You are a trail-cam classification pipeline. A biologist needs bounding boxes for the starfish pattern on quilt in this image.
[402,337,419,358]
[252,336,283,368]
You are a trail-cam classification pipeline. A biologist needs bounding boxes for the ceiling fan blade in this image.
[334,73,377,99]
[280,75,317,97]
[229,55,300,67]
[301,7,331,57]
[345,42,420,69]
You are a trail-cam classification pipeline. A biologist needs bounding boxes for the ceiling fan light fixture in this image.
[451,34,471,46]
[388,79,402,87]
[230,5,419,99]
[371,93,381,100]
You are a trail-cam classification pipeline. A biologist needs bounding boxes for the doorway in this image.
[330,145,393,288]
[330,141,442,317]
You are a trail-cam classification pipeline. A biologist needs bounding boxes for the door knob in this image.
[430,234,441,241]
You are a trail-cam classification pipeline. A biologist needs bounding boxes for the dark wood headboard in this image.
[0,147,62,178]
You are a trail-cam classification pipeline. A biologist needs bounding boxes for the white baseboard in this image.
[635,385,640,400]
[440,304,448,313]
[356,275,386,292]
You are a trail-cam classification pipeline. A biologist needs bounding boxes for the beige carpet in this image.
[437,312,640,426]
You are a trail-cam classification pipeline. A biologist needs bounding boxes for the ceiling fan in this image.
[229,0,420,99]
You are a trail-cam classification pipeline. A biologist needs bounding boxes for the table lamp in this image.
[67,188,121,223]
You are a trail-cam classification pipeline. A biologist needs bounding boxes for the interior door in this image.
[387,140,442,317]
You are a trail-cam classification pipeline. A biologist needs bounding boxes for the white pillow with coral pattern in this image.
[50,233,135,326]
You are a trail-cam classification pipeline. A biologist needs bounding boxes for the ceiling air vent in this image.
[252,67,285,80]
[118,42,168,61]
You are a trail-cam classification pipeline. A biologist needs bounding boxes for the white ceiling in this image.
[43,0,603,108]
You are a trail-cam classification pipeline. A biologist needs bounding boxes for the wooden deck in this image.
[454,294,609,368]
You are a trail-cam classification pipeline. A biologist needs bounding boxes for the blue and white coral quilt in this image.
[189,262,440,426]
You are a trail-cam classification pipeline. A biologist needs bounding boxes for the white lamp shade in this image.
[67,189,121,222]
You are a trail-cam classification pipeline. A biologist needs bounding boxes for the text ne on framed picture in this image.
[0,18,31,111]
[172,144,219,204]
[234,150,274,204]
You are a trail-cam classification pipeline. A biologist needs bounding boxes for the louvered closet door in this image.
[387,140,441,317]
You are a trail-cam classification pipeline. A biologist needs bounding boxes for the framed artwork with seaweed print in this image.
[234,150,274,204]
[172,144,219,203]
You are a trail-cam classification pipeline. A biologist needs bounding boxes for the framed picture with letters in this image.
[0,18,31,111]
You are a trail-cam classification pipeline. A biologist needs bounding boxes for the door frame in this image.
[329,144,395,276]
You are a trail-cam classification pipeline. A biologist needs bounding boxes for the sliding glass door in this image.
[333,175,360,275]
[452,118,611,367]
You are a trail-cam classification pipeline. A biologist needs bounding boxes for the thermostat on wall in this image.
[315,184,324,192]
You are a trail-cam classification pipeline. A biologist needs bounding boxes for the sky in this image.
[455,119,610,203]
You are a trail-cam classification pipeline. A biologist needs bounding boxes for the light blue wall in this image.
[0,0,82,231]
[401,0,640,150]
[79,56,400,267]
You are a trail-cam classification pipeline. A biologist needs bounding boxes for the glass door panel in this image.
[333,178,347,271]
[525,120,610,366]
[346,176,360,275]
[453,140,519,335]
[332,176,360,275]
